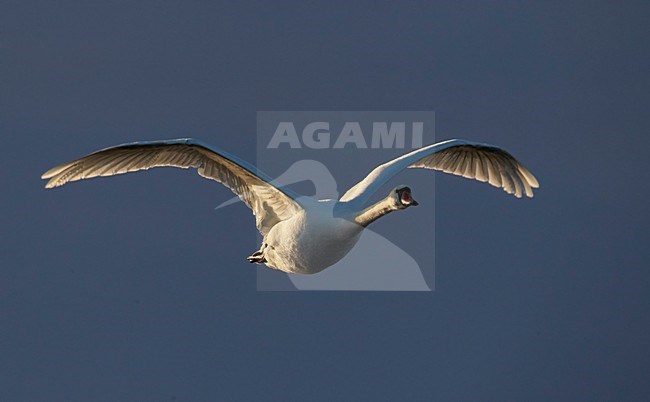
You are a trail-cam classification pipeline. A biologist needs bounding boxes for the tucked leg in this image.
[247,243,267,264]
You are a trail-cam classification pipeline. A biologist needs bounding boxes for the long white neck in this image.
[354,196,400,227]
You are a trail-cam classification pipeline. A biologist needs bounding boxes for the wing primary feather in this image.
[518,164,539,188]
[473,154,486,182]
[437,151,454,172]
[485,156,502,187]
[444,151,462,174]
[81,152,124,177]
[464,152,476,179]
[516,168,534,198]
[452,151,467,176]
[95,152,135,177]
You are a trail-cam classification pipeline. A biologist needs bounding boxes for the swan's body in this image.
[260,200,363,274]
[42,138,539,274]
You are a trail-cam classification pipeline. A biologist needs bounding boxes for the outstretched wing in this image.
[41,138,302,235]
[340,139,539,205]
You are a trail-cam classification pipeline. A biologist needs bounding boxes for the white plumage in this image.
[42,138,539,274]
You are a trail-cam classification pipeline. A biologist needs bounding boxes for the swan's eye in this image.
[400,190,413,204]
[396,187,418,206]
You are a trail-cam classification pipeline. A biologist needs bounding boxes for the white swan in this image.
[227,160,431,290]
[41,138,539,274]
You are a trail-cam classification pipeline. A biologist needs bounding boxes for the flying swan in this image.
[42,138,539,274]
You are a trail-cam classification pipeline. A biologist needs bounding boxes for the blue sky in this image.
[1,1,649,400]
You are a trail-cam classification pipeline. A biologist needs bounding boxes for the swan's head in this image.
[393,185,419,209]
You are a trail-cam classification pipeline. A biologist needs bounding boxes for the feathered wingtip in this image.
[41,162,74,188]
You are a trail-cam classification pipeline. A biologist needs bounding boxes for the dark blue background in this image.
[2,1,648,400]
